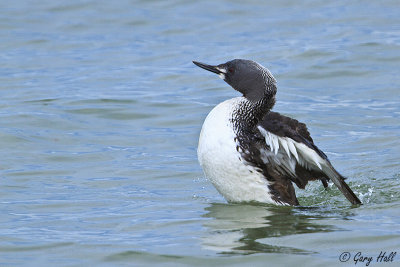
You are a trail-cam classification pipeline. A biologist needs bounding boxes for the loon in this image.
[193,59,361,206]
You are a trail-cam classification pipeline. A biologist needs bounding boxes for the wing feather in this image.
[256,112,361,205]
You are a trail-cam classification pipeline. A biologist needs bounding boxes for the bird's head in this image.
[193,59,277,102]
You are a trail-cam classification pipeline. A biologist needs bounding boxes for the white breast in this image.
[197,97,276,204]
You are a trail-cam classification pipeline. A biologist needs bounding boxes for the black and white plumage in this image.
[193,59,361,206]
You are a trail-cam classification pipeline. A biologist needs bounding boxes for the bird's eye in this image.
[228,67,235,73]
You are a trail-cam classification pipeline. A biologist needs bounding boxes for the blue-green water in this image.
[1,0,399,266]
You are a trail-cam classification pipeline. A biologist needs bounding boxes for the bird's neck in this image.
[231,87,276,133]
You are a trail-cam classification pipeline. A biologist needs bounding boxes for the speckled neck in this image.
[231,87,276,134]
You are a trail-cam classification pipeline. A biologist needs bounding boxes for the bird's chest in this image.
[197,98,273,203]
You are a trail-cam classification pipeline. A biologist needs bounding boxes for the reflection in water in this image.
[201,203,341,255]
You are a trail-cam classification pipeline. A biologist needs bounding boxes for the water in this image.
[1,0,399,266]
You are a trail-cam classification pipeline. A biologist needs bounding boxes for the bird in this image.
[193,59,361,206]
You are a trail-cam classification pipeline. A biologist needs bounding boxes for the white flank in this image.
[294,142,323,170]
[259,129,280,155]
[257,126,325,172]
[278,137,291,159]
[272,134,279,154]
[287,139,299,161]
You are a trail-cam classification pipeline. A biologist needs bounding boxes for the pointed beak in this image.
[193,61,223,75]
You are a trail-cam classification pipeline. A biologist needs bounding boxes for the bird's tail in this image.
[323,163,362,205]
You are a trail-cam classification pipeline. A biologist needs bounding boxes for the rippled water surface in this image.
[1,0,400,266]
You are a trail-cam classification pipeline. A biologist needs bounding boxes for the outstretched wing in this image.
[256,112,361,205]
[261,111,327,159]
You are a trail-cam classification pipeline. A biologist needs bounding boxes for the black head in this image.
[193,59,277,102]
